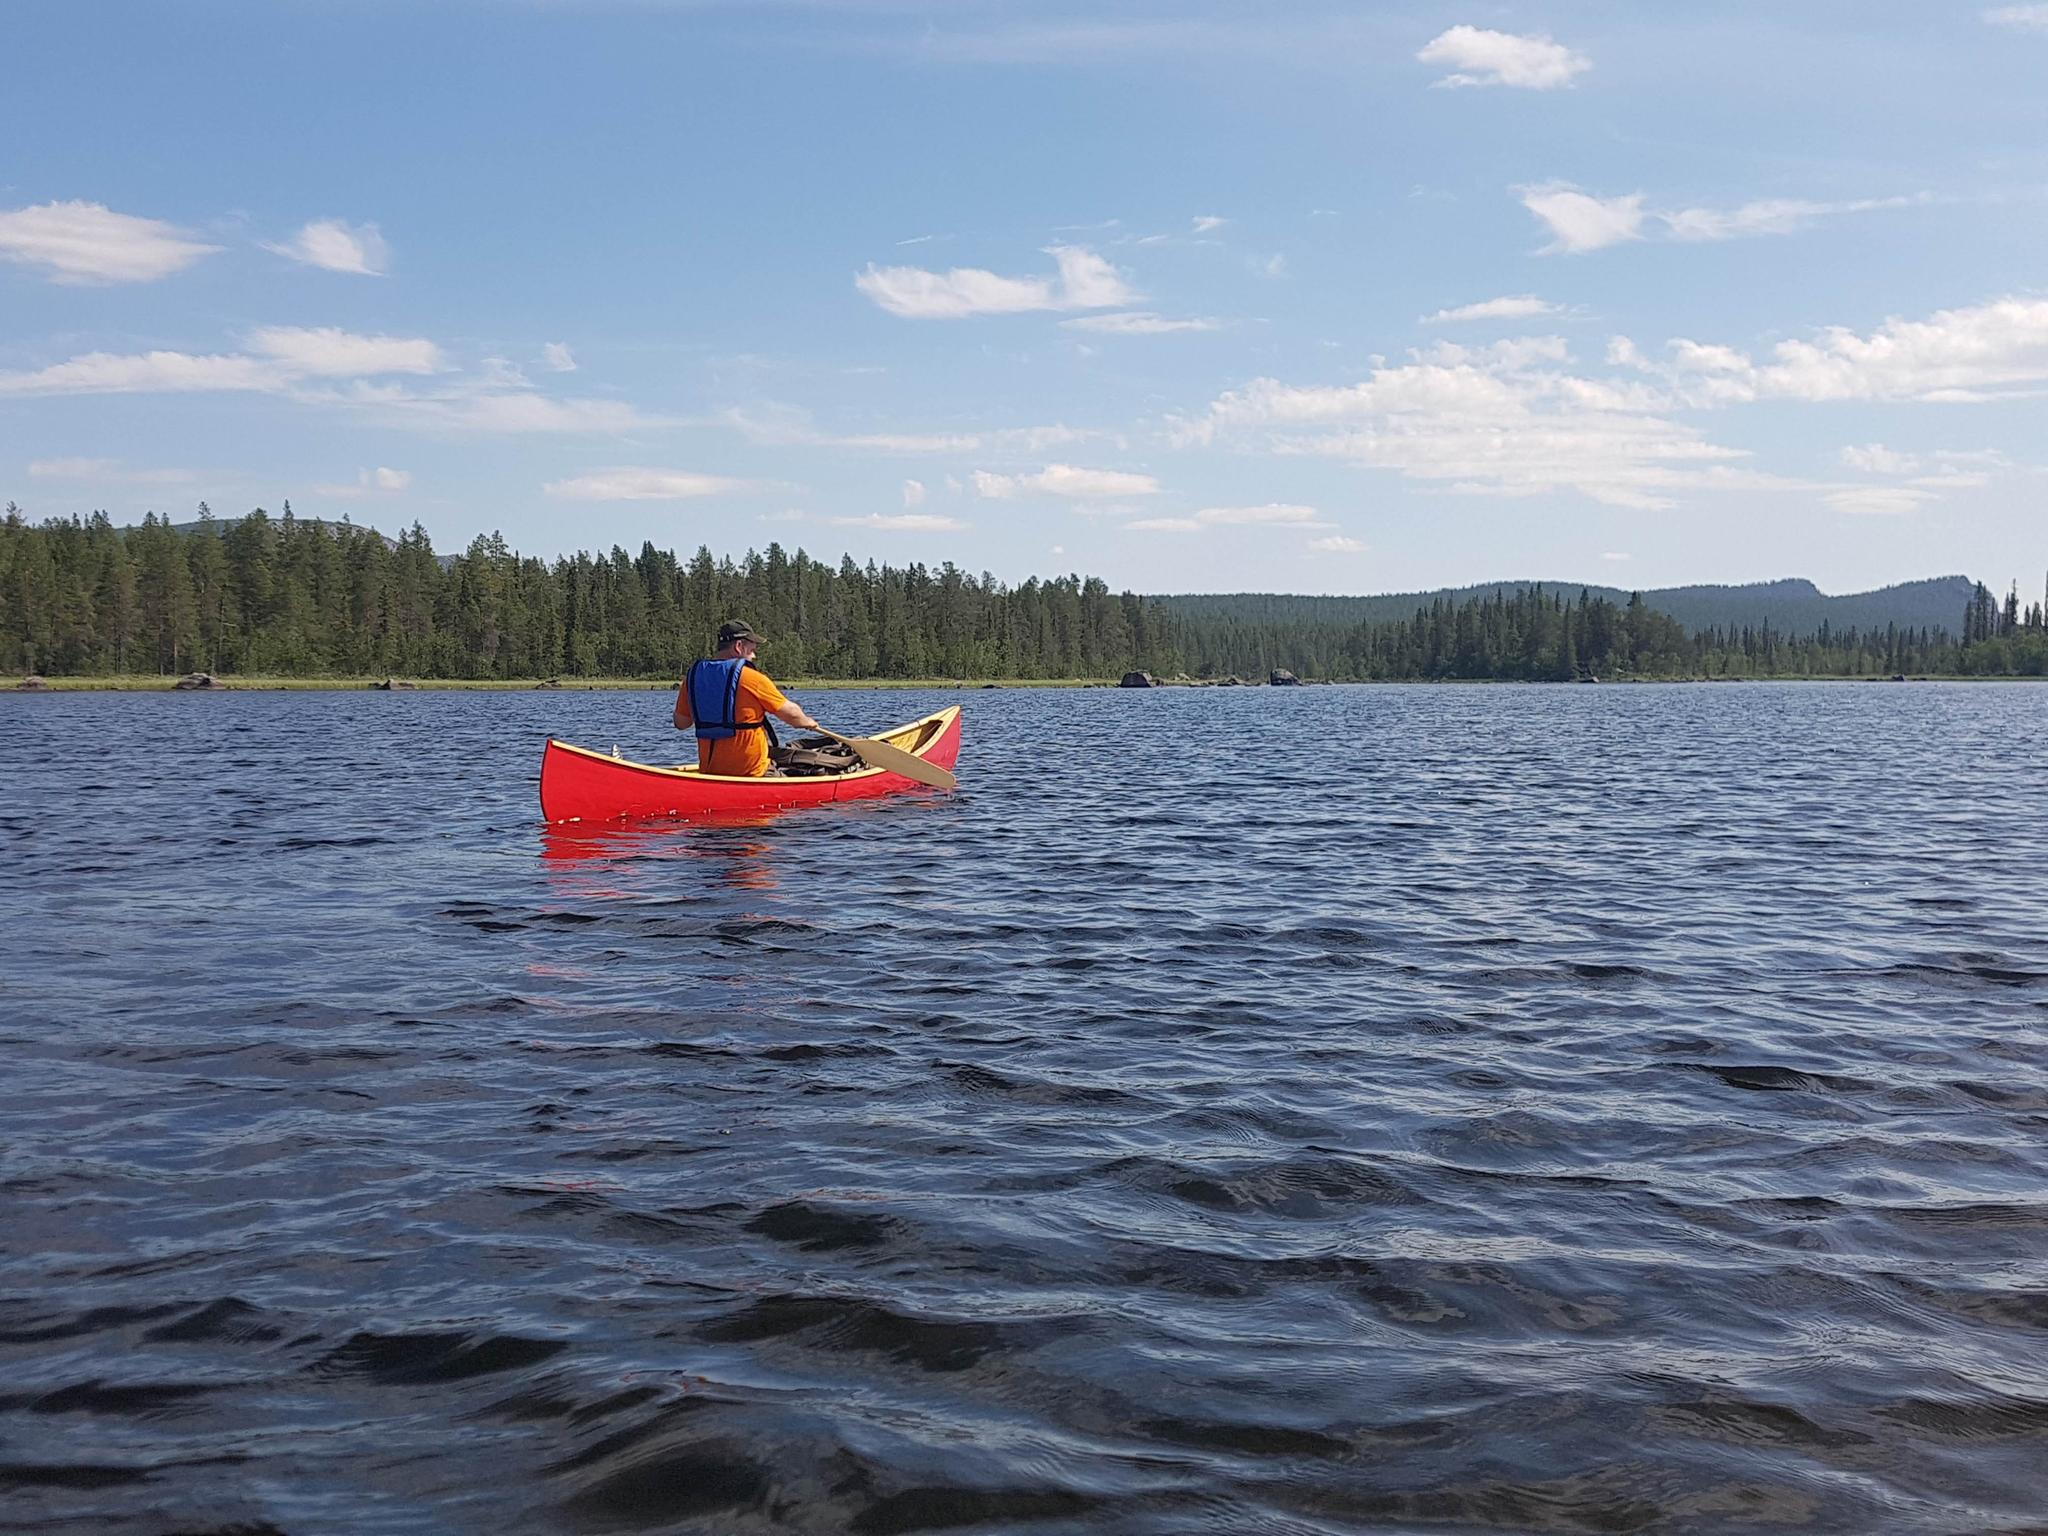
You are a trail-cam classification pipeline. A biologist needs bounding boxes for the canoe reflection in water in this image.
[540,816,784,893]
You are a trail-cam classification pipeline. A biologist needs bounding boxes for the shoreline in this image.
[12,672,2041,693]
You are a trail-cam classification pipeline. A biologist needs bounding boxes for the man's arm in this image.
[673,679,693,731]
[773,698,820,733]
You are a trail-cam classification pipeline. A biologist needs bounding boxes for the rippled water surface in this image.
[4,682,2047,1535]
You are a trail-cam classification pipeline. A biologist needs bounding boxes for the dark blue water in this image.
[3,682,2046,1535]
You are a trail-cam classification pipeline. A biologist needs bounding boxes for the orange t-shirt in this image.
[686,664,789,777]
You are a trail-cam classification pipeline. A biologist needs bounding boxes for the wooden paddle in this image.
[810,724,956,790]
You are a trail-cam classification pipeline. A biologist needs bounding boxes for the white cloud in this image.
[1191,214,1227,233]
[1524,185,1924,255]
[1826,487,1933,516]
[542,342,578,373]
[1125,503,1332,536]
[263,219,389,276]
[1193,503,1326,526]
[1061,311,1219,335]
[1184,292,2046,514]
[721,404,1092,456]
[972,463,1161,499]
[1418,26,1590,89]
[1601,551,1632,561]
[1183,341,1755,510]
[1662,195,1921,243]
[27,457,194,485]
[0,200,219,284]
[1841,443,1919,474]
[1309,535,1368,553]
[246,326,445,377]
[336,384,669,435]
[1642,297,2048,404]
[902,478,927,507]
[1424,295,1561,325]
[832,512,967,531]
[856,244,1134,318]
[1985,5,2048,29]
[309,465,413,497]
[1520,185,1647,254]
[0,351,278,397]
[543,468,754,500]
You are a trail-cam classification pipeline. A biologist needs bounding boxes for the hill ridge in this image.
[1152,576,1978,635]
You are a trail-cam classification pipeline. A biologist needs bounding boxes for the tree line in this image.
[2,504,2042,681]
[0,505,1175,681]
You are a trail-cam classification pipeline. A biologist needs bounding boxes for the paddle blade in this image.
[816,726,957,789]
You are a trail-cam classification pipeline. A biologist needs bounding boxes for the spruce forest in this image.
[4,506,2045,683]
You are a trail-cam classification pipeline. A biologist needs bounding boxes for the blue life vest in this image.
[686,657,761,742]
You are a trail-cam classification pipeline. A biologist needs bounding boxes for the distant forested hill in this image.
[1154,576,1980,636]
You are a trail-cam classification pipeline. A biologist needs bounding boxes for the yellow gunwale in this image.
[549,704,960,784]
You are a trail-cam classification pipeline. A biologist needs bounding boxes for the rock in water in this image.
[173,672,227,690]
[1119,671,1156,688]
[1269,669,1301,686]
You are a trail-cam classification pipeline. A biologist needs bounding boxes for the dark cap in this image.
[717,620,762,646]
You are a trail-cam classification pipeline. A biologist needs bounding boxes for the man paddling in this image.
[674,620,822,777]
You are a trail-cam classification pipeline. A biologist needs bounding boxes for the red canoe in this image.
[540,705,962,822]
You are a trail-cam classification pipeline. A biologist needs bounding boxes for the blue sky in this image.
[4,1,2046,597]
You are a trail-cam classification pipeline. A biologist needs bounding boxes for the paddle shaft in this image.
[811,724,957,790]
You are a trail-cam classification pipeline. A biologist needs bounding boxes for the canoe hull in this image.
[539,705,961,822]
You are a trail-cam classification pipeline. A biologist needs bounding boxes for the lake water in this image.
[3,681,2046,1535]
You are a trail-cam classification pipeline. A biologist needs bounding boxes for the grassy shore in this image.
[15,672,2038,692]
[18,674,1108,692]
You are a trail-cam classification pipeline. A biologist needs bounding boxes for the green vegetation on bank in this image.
[4,504,2044,685]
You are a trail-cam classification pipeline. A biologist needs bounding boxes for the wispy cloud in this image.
[1984,4,2048,30]
[543,468,757,501]
[1061,311,1218,335]
[1521,183,1925,254]
[542,342,578,373]
[1191,214,1227,233]
[856,245,1134,318]
[0,326,444,398]
[1825,486,1934,516]
[830,512,966,531]
[0,200,219,284]
[1418,26,1590,90]
[245,326,444,377]
[309,466,412,497]
[972,463,1160,499]
[1190,503,1327,526]
[1424,295,1562,325]
[902,478,926,507]
[723,404,1094,456]
[28,457,195,486]
[1309,534,1368,553]
[263,219,389,276]
[1132,503,1336,535]
[0,350,281,397]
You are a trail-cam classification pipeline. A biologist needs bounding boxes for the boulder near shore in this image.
[16,675,51,691]
[172,672,228,690]
[1119,671,1156,688]
[371,677,419,690]
[1269,669,1301,686]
